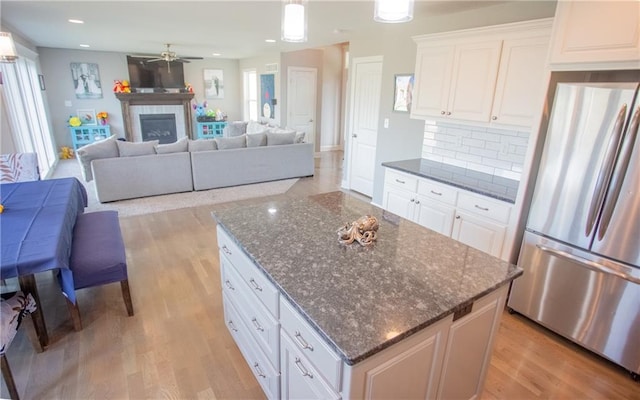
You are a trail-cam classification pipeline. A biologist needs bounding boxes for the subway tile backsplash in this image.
[421,121,530,181]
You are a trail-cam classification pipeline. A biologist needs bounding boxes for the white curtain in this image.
[1,50,56,178]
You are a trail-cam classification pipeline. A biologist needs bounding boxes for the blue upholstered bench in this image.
[67,210,134,331]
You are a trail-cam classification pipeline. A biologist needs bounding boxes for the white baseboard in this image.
[320,145,343,152]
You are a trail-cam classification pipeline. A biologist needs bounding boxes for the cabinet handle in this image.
[222,245,232,255]
[430,190,442,196]
[253,362,267,378]
[492,116,498,120]
[352,134,358,138]
[294,357,314,379]
[456,215,461,219]
[395,178,405,184]
[224,280,235,291]
[415,200,420,205]
[474,204,490,212]
[251,317,265,332]
[446,111,451,115]
[410,198,415,202]
[294,331,314,351]
[440,111,445,115]
[249,278,263,292]
[228,320,238,332]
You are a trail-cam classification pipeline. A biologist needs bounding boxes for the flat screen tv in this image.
[126,56,185,91]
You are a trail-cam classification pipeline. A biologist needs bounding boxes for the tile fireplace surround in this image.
[115,92,195,142]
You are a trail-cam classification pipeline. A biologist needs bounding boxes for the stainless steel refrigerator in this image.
[508,79,640,378]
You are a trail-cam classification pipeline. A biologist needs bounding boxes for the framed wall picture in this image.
[260,74,275,119]
[204,69,224,99]
[393,74,414,112]
[77,109,97,125]
[70,62,103,99]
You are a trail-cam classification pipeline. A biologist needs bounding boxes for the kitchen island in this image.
[213,191,522,399]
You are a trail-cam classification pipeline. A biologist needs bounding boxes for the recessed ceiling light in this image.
[68,19,84,24]
[79,44,90,48]
[212,52,221,56]
[265,39,276,43]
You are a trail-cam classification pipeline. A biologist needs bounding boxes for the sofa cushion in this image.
[215,135,247,150]
[246,120,269,134]
[295,132,306,143]
[76,135,119,182]
[188,139,217,152]
[246,133,267,147]
[267,131,296,146]
[117,140,159,157]
[155,137,188,154]
[225,121,249,137]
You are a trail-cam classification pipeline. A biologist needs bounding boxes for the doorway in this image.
[287,67,317,145]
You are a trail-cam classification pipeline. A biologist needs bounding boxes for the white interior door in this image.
[349,57,382,197]
[287,67,317,144]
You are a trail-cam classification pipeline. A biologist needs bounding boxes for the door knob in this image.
[492,116,497,120]
[352,134,358,138]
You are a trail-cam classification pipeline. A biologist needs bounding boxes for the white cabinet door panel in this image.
[415,197,455,236]
[411,45,455,119]
[452,211,506,257]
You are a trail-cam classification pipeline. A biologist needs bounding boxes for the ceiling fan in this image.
[144,43,203,72]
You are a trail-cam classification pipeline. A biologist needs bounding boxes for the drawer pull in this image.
[430,190,442,196]
[249,278,263,292]
[224,280,235,291]
[294,331,314,351]
[251,317,265,332]
[221,245,232,255]
[395,178,406,184]
[294,357,314,379]
[228,320,238,332]
[474,204,490,212]
[253,362,267,378]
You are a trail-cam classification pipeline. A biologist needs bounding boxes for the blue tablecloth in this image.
[1,178,87,303]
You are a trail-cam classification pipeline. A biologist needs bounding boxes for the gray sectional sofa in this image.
[76,134,314,203]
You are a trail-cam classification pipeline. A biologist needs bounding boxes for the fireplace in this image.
[140,114,177,144]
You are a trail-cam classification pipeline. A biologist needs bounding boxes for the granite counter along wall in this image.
[421,121,530,182]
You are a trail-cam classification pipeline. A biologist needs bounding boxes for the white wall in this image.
[320,44,345,151]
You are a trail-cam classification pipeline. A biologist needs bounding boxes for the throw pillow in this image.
[224,121,249,137]
[246,133,267,147]
[215,135,247,150]
[155,137,188,154]
[188,139,217,152]
[267,131,296,146]
[295,132,306,143]
[246,120,269,134]
[76,135,119,182]
[117,140,159,157]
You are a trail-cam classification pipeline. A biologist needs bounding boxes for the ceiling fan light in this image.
[374,0,414,23]
[282,0,307,43]
[0,32,18,63]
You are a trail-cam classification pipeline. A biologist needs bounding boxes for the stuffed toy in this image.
[122,80,131,93]
[69,116,82,127]
[185,83,194,93]
[60,146,74,159]
[192,100,207,117]
[113,80,124,93]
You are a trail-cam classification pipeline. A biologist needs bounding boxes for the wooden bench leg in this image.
[65,298,83,331]
[1,354,20,400]
[18,275,48,349]
[120,280,134,317]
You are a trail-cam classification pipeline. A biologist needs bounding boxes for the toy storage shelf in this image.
[70,125,111,150]
[196,121,227,139]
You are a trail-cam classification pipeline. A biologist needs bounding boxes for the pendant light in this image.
[282,0,307,43]
[0,32,18,63]
[374,0,414,23]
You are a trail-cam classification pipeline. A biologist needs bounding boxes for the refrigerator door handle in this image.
[537,244,640,284]
[585,104,628,237]
[597,106,640,241]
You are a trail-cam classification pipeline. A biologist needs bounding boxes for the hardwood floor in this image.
[2,150,638,399]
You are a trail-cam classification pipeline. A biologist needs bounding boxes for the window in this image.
[1,49,56,178]
[243,69,258,121]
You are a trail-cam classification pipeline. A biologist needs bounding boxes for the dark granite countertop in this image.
[382,158,519,203]
[212,191,522,366]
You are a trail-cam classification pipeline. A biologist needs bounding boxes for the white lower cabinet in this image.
[383,168,512,259]
[218,225,509,400]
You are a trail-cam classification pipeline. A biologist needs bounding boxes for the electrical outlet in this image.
[64,100,72,107]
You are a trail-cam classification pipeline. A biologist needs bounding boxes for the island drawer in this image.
[221,258,280,370]
[456,192,511,224]
[217,226,279,317]
[223,293,280,400]
[417,179,458,205]
[280,298,343,391]
[385,169,418,192]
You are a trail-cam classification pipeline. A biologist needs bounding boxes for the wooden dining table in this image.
[1,177,87,349]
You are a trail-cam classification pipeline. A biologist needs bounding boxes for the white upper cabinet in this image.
[549,1,640,70]
[411,19,552,128]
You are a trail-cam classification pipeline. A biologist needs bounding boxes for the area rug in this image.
[50,159,298,217]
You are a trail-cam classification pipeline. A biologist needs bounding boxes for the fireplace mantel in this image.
[116,92,195,141]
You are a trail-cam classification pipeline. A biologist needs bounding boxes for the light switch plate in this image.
[383,118,389,128]
[64,100,72,107]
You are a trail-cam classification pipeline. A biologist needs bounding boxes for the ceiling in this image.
[0,0,517,60]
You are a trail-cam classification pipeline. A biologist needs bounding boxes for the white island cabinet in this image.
[214,192,521,400]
